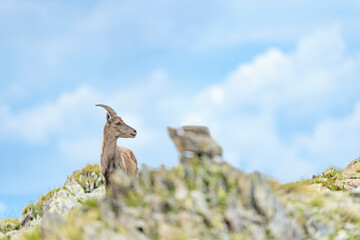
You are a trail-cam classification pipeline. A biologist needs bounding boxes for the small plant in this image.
[309,167,344,191]
[70,164,103,191]
[275,180,310,194]
[0,218,21,233]
[23,228,42,240]
[82,199,99,209]
[22,188,61,218]
[322,167,342,179]
[309,198,324,208]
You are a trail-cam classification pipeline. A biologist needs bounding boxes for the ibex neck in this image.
[102,128,118,160]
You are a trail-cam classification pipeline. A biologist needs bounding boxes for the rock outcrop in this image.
[167,125,222,162]
[0,164,105,239]
[307,157,360,192]
[340,157,360,191]
[1,126,360,240]
[106,159,304,240]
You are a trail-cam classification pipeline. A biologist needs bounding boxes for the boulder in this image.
[19,164,105,229]
[342,157,360,179]
[167,126,222,162]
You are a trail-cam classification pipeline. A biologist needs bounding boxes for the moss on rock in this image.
[3,142,360,240]
[307,167,345,191]
[22,188,61,219]
[0,218,20,234]
[70,164,104,192]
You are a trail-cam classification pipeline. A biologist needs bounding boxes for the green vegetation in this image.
[22,228,41,240]
[0,218,20,233]
[265,228,276,240]
[82,198,99,209]
[70,164,103,191]
[273,179,312,195]
[307,167,345,191]
[6,155,360,239]
[336,210,360,224]
[309,198,324,208]
[41,198,125,240]
[22,188,60,218]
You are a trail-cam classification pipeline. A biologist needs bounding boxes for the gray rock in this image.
[5,230,18,238]
[41,212,65,239]
[20,208,35,228]
[249,172,305,240]
[250,225,266,240]
[19,171,105,231]
[334,230,349,240]
[350,186,360,196]
[167,125,223,161]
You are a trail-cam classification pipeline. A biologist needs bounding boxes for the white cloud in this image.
[0,202,6,218]
[0,67,169,144]
[0,86,102,143]
[296,103,360,167]
[2,0,360,106]
[1,27,359,183]
[181,26,360,181]
[2,1,359,70]
[0,69,174,171]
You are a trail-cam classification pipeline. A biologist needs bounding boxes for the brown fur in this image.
[97,104,138,189]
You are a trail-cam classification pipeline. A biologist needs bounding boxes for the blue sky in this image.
[1,0,360,218]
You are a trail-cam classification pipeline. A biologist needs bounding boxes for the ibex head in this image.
[96,104,137,138]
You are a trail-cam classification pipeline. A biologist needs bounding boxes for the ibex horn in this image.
[95,104,117,117]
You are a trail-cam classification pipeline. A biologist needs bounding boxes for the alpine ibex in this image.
[96,104,138,188]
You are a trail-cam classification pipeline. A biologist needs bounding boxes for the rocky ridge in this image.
[0,164,105,239]
[0,126,360,240]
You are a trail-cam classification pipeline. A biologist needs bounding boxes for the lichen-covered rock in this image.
[2,126,360,240]
[78,157,303,240]
[306,157,360,192]
[342,157,360,178]
[17,164,105,235]
[45,178,105,218]
[29,155,307,240]
[0,218,20,235]
[274,179,360,239]
[340,157,360,190]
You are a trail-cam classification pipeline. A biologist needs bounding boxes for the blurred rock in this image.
[3,127,360,240]
[41,212,65,239]
[342,157,360,178]
[20,208,34,228]
[341,157,360,190]
[108,156,304,240]
[167,125,222,162]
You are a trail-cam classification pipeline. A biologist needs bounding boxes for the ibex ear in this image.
[106,112,111,124]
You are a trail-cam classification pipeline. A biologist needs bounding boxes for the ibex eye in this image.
[116,122,121,126]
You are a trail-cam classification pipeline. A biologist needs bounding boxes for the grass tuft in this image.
[308,167,345,191]
[23,228,42,240]
[0,218,21,233]
[70,164,103,190]
[22,188,61,218]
